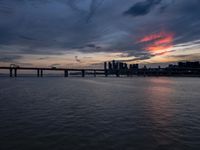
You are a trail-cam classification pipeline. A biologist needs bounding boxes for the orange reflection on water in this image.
[144,78,175,126]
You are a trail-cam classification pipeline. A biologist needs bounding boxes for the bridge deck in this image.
[0,67,104,71]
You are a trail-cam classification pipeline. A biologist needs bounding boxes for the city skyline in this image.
[0,0,200,68]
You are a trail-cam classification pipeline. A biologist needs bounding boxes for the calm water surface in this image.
[0,77,200,150]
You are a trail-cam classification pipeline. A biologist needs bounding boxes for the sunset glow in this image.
[139,32,174,52]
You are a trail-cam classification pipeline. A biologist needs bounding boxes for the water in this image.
[0,77,200,150]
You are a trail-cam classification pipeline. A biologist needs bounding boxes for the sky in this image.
[0,0,200,68]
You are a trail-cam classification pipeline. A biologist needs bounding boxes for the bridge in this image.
[0,64,109,77]
[0,65,200,77]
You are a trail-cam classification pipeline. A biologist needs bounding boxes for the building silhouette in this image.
[104,60,139,75]
[104,60,200,76]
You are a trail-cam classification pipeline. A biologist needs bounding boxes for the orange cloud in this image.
[147,45,172,51]
[139,31,174,53]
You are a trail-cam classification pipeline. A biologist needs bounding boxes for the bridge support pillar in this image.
[40,70,43,77]
[64,70,69,77]
[37,69,40,77]
[82,70,85,77]
[14,69,17,77]
[10,68,13,77]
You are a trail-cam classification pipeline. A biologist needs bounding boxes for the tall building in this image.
[104,60,139,73]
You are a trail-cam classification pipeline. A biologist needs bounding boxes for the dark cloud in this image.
[121,50,174,62]
[124,0,162,17]
[67,0,86,13]
[0,0,200,65]
[38,57,49,60]
[121,55,152,63]
[0,55,22,62]
[67,0,105,23]
[120,50,175,63]
[0,0,14,15]
[84,44,102,50]
[86,44,96,48]
[86,0,105,23]
[18,35,38,41]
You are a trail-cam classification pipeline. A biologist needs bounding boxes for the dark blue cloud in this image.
[0,0,200,65]
[124,0,162,17]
